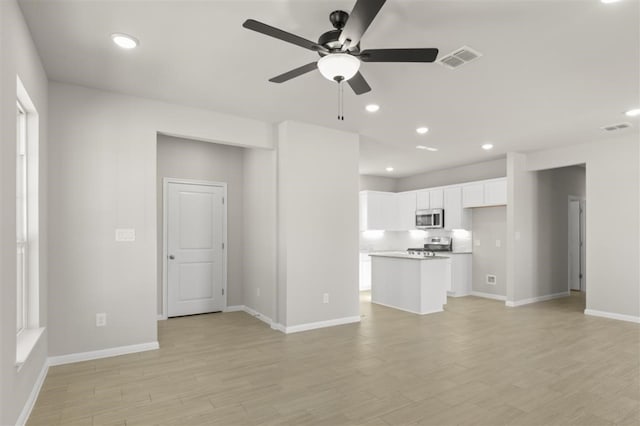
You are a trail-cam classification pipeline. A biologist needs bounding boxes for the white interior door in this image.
[167,182,225,317]
[568,199,584,291]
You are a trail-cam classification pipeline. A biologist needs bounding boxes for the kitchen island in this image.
[369,252,451,315]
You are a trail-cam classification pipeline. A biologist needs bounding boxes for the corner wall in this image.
[0,0,49,424]
[277,121,360,329]
[48,82,274,357]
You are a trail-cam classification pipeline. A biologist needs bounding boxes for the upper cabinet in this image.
[360,191,416,231]
[462,178,507,208]
[416,188,443,210]
[444,186,472,230]
[360,191,395,231]
[360,177,506,231]
[395,191,417,231]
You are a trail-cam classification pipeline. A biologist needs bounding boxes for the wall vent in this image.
[438,46,483,69]
[486,274,497,285]
[601,122,632,132]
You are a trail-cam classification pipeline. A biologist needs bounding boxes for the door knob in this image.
[169,255,175,260]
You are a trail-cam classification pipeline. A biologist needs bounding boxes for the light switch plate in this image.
[115,228,135,242]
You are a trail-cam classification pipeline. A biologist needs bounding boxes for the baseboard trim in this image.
[470,291,506,301]
[284,316,361,334]
[584,309,640,324]
[505,291,569,307]
[16,360,49,426]
[448,291,471,298]
[271,322,286,332]
[48,341,160,366]
[242,305,273,326]
[372,300,443,316]
[156,314,165,321]
[223,305,245,313]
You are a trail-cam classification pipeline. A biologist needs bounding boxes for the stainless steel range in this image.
[407,236,452,256]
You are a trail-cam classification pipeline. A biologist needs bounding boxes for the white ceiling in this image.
[19,0,640,177]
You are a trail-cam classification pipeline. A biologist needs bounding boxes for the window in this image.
[16,101,27,334]
[16,76,43,368]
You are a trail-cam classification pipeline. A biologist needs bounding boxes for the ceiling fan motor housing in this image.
[318,11,360,55]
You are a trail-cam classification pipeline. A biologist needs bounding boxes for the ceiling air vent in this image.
[601,122,632,132]
[438,46,483,69]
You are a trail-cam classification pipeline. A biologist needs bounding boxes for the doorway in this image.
[163,179,227,317]
[568,197,586,292]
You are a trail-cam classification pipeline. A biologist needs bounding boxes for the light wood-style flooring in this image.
[28,292,640,425]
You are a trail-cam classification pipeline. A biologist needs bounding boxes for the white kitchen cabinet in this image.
[429,189,444,209]
[484,179,507,206]
[447,253,472,297]
[462,178,507,208]
[462,183,484,208]
[416,190,430,210]
[359,191,395,231]
[444,186,472,230]
[395,192,417,231]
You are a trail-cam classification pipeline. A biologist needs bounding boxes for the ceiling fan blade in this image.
[243,19,327,53]
[359,48,439,62]
[269,62,318,83]
[339,0,387,49]
[347,71,371,95]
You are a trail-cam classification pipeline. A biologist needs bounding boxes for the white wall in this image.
[0,1,49,424]
[395,158,506,192]
[48,82,274,357]
[156,135,245,313]
[359,175,397,192]
[509,137,639,319]
[277,121,360,328]
[242,148,277,321]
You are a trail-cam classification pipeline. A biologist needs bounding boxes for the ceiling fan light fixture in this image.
[366,104,380,112]
[317,54,360,82]
[625,108,640,117]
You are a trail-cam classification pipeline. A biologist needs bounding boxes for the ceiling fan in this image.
[242,0,439,96]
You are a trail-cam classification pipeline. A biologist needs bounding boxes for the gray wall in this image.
[47,81,273,358]
[536,166,585,296]
[396,158,506,191]
[277,121,360,327]
[472,207,507,296]
[242,148,277,321]
[509,137,639,319]
[359,175,397,192]
[0,1,49,424]
[156,135,245,314]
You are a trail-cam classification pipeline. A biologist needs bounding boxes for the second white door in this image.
[167,181,225,317]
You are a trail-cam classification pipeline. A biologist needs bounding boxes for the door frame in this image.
[161,178,228,319]
[567,195,585,292]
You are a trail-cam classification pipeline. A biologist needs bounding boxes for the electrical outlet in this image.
[323,293,329,304]
[256,288,260,297]
[96,313,107,327]
[495,239,501,247]
[486,275,497,285]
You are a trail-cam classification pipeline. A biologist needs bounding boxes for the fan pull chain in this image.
[335,76,345,121]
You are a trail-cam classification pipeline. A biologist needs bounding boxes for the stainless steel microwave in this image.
[416,209,444,229]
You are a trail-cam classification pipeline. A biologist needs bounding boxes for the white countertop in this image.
[369,252,451,261]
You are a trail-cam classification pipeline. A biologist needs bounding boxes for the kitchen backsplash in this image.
[360,229,473,253]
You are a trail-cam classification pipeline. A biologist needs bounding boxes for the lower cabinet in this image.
[447,253,472,297]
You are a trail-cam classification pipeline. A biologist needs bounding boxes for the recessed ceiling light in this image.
[365,104,380,113]
[416,127,429,134]
[482,143,494,150]
[625,108,640,117]
[111,33,139,49]
[385,167,394,172]
[601,0,621,3]
[416,145,438,152]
